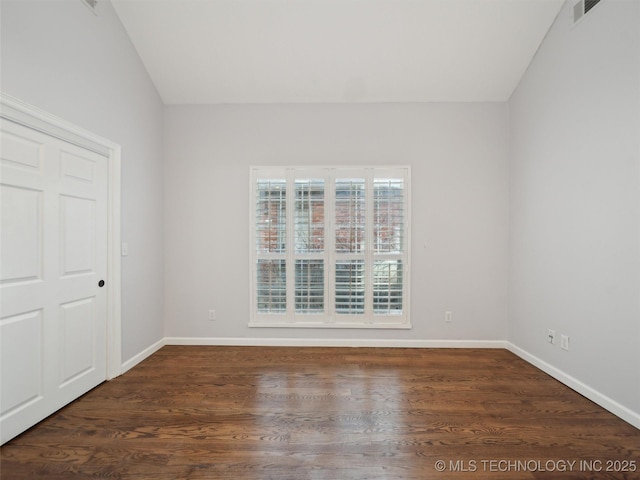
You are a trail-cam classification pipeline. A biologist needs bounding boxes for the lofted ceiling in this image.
[111,0,564,105]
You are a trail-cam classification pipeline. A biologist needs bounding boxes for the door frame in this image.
[1,92,122,380]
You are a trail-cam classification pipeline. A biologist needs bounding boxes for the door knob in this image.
[98,280,105,287]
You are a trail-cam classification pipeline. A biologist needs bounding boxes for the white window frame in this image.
[249,166,411,329]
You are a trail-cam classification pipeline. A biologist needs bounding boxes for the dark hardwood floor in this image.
[1,346,639,479]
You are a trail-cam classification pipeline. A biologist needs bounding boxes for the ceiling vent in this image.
[81,0,98,14]
[573,0,602,24]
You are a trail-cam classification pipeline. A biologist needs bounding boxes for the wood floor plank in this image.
[1,346,639,479]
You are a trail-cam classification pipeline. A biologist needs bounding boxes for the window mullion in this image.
[364,168,374,322]
[402,168,410,315]
[326,170,336,322]
[285,168,295,321]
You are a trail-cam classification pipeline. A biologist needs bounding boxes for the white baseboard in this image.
[121,338,166,374]
[507,342,640,430]
[164,336,508,349]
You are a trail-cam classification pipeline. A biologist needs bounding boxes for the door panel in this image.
[60,195,96,276]
[0,185,42,283]
[0,310,44,417]
[60,150,96,183]
[0,118,108,444]
[59,297,96,388]
[0,128,42,171]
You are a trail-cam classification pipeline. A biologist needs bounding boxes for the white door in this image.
[1,118,108,444]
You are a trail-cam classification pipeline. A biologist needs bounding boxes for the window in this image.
[250,167,410,328]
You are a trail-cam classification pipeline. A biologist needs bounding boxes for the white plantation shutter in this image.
[295,179,324,253]
[372,178,404,315]
[373,260,403,314]
[335,179,365,254]
[256,179,286,254]
[255,178,287,314]
[335,260,365,314]
[250,167,410,328]
[373,178,404,255]
[256,260,286,314]
[295,259,324,313]
[294,179,325,315]
[334,178,366,317]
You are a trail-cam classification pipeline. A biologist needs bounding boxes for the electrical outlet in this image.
[208,309,216,321]
[560,334,569,351]
[445,311,452,323]
[547,329,555,344]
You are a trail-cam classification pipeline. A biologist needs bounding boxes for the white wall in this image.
[2,0,636,430]
[1,0,165,363]
[164,103,509,343]
[509,0,640,421]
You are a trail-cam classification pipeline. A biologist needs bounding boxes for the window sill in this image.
[248,320,412,329]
